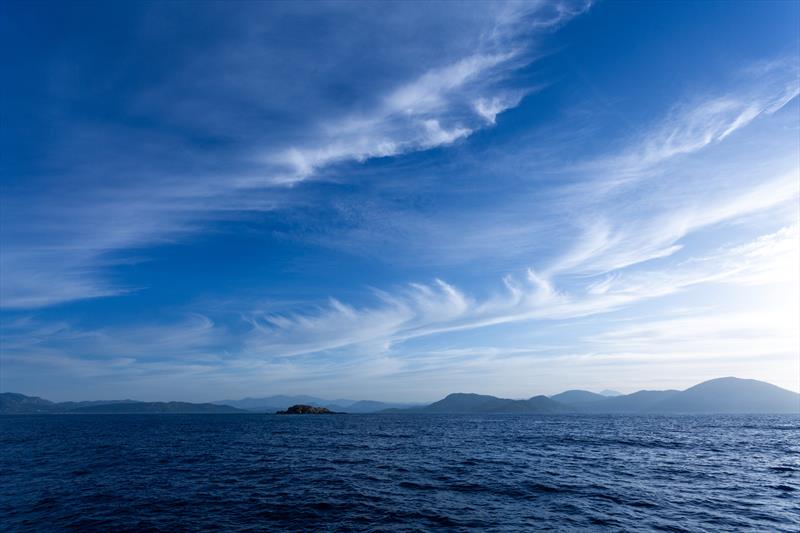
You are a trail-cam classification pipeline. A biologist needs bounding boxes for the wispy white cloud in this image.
[239,221,798,358]
[0,252,129,309]
[1,313,223,361]
[1,1,589,309]
[588,60,799,182]
[571,299,800,392]
[548,171,800,276]
[265,2,589,183]
[586,224,799,299]
[5,2,799,402]
[14,206,790,370]
[281,57,798,278]
[588,311,797,357]
[3,222,795,399]
[474,91,527,124]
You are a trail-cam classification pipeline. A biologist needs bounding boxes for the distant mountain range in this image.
[397,377,799,414]
[0,392,417,415]
[0,393,244,414]
[212,395,420,413]
[3,377,798,415]
[387,393,571,414]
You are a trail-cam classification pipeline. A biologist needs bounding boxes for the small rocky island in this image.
[276,404,342,415]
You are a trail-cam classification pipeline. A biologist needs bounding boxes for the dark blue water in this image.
[1,414,798,532]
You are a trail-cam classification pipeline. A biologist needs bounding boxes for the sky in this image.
[1,1,799,402]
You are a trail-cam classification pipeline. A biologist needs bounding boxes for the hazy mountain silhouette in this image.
[575,390,681,413]
[343,400,421,413]
[0,393,141,414]
[213,395,328,412]
[566,378,800,414]
[0,393,61,414]
[647,377,800,413]
[549,390,607,405]
[4,377,798,415]
[422,393,501,412]
[387,377,799,414]
[69,402,244,414]
[0,393,245,414]
[599,389,622,397]
[398,393,570,413]
[526,395,571,413]
[213,395,417,413]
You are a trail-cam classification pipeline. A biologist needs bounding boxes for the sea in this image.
[1,413,798,532]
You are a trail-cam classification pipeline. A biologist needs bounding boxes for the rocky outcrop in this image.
[276,404,341,414]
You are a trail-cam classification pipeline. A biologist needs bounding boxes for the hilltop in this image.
[4,377,798,415]
[0,393,245,414]
[385,377,800,414]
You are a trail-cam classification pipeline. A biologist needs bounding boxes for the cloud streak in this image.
[1,1,589,309]
[4,221,794,400]
[266,2,594,183]
[548,172,799,276]
[241,221,798,358]
[587,59,799,183]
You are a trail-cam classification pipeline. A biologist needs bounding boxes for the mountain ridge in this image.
[390,392,577,414]
[3,377,798,415]
[386,377,799,414]
[0,393,245,414]
[646,376,800,414]
[212,395,419,413]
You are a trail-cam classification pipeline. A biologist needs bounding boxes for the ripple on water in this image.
[1,413,799,532]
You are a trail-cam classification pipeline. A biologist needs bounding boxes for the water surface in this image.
[1,414,798,531]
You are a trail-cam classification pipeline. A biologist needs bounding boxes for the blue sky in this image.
[2,1,798,401]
